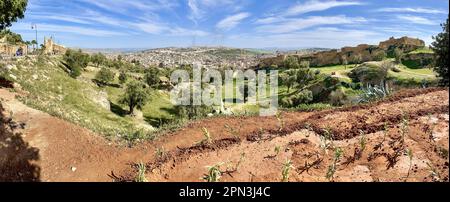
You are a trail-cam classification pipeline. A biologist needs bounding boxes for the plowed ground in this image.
[0,88,448,182]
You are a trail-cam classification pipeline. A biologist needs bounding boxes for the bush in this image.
[281,90,313,107]
[119,71,128,84]
[349,64,388,85]
[329,88,347,106]
[63,49,90,78]
[95,68,115,86]
[144,67,161,87]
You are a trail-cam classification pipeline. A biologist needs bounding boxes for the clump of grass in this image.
[224,123,242,138]
[358,130,367,158]
[135,162,148,182]
[405,148,414,181]
[276,112,284,131]
[274,146,281,156]
[202,163,223,182]
[400,114,409,144]
[234,152,246,171]
[426,162,442,182]
[198,127,212,145]
[155,147,166,159]
[320,128,334,154]
[281,159,295,182]
[326,148,343,181]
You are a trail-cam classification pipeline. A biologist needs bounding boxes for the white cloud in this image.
[216,12,251,31]
[12,22,126,37]
[256,15,367,33]
[376,7,446,14]
[285,0,364,16]
[188,0,243,23]
[226,28,382,48]
[397,15,437,25]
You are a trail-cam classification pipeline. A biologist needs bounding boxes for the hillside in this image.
[1,87,448,182]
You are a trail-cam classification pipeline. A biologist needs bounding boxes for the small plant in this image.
[276,112,284,131]
[224,124,242,138]
[281,159,295,182]
[202,163,223,182]
[234,152,246,171]
[274,146,281,156]
[135,162,148,182]
[198,127,212,145]
[400,115,409,144]
[326,148,343,181]
[357,83,390,103]
[359,130,367,153]
[155,147,166,159]
[375,123,389,150]
[426,162,442,182]
[320,128,334,154]
[405,149,414,180]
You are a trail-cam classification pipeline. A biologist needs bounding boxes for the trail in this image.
[0,88,448,182]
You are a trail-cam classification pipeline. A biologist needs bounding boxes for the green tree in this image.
[144,67,161,87]
[280,72,296,93]
[91,53,106,67]
[63,49,90,78]
[0,0,28,30]
[119,80,149,115]
[283,56,300,69]
[95,68,115,86]
[430,18,449,86]
[299,60,310,69]
[394,48,404,64]
[118,71,128,84]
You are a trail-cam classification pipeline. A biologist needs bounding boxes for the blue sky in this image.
[9,0,449,49]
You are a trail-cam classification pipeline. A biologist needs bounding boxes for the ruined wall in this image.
[259,36,426,68]
[44,37,67,55]
[0,37,28,56]
[379,37,425,53]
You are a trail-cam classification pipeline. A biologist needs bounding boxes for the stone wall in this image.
[0,37,28,56]
[259,36,426,68]
[44,37,67,55]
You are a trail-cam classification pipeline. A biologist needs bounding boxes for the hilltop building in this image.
[0,36,28,56]
[43,37,67,55]
[259,36,426,67]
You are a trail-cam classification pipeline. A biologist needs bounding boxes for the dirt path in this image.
[1,88,449,182]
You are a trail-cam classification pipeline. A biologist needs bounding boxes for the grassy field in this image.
[9,56,139,140]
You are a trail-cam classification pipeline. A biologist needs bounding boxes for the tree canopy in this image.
[0,0,28,30]
[430,18,449,86]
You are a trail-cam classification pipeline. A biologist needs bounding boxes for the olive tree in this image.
[119,80,149,115]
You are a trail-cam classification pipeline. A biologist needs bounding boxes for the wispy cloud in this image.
[285,0,364,16]
[217,12,251,31]
[376,7,447,14]
[256,15,367,33]
[397,15,437,25]
[13,22,126,37]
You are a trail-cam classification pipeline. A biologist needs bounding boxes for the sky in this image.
[9,0,449,49]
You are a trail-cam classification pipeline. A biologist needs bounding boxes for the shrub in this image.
[63,49,90,78]
[357,84,390,103]
[95,68,115,86]
[280,89,313,107]
[329,88,347,106]
[348,64,388,85]
[144,67,161,87]
[118,71,128,84]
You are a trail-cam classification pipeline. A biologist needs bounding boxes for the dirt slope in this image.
[0,88,448,182]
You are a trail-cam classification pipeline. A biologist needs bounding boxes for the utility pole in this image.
[31,23,38,51]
